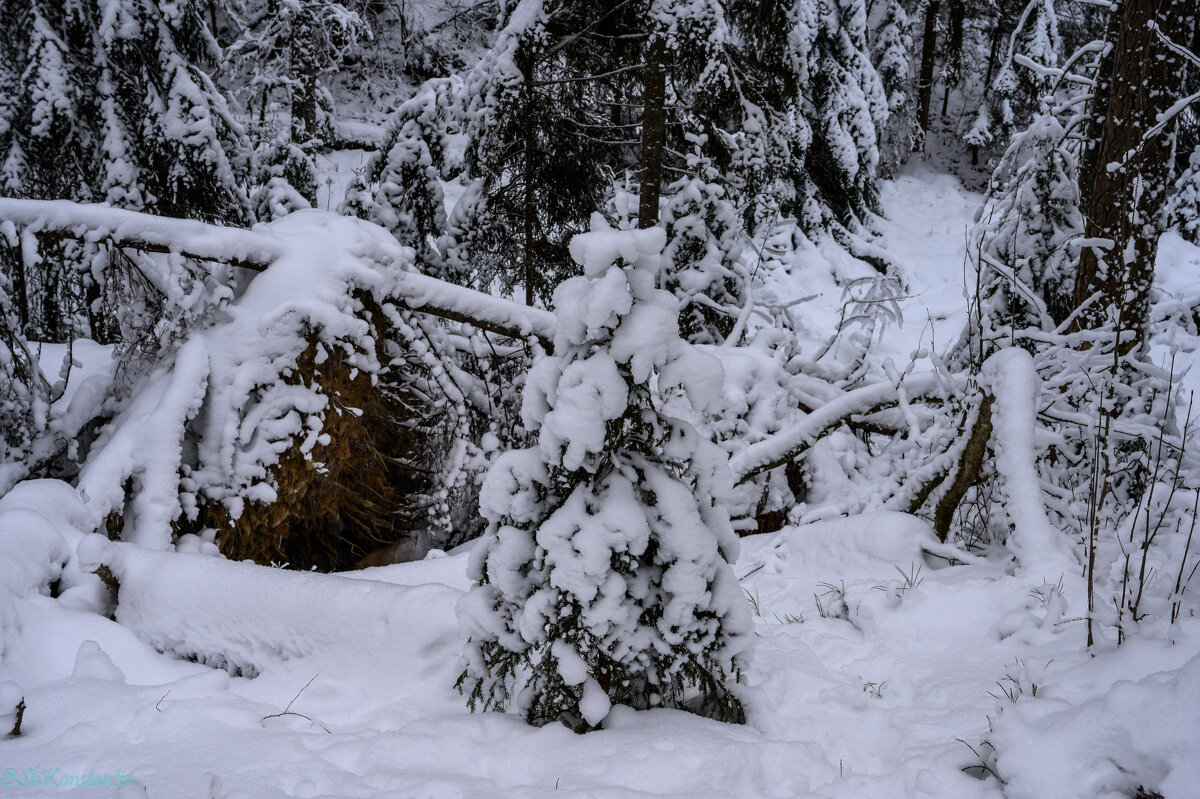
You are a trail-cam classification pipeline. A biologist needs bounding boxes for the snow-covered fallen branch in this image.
[729,371,951,484]
[0,198,555,346]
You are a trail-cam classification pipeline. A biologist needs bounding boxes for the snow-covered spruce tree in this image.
[457,216,752,731]
[343,77,464,280]
[659,134,746,345]
[0,0,251,340]
[871,0,915,177]
[965,0,1063,157]
[1169,145,1200,245]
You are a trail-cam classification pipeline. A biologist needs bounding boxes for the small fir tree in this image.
[457,215,753,731]
[660,134,746,344]
[972,109,1083,341]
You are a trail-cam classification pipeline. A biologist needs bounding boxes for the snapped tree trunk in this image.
[1073,0,1196,339]
[915,0,942,146]
[638,38,667,229]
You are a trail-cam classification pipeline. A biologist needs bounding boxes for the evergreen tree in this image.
[450,0,892,305]
[965,0,1062,156]
[343,77,464,279]
[457,216,752,731]
[659,134,746,344]
[0,0,252,340]
[871,0,916,176]
[451,0,623,304]
[971,109,1084,343]
[228,0,367,207]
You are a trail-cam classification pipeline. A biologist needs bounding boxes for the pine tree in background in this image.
[965,0,1062,158]
[0,0,252,341]
[660,135,746,344]
[698,0,888,239]
[871,0,915,177]
[451,0,621,305]
[457,216,752,731]
[449,0,893,305]
[343,77,464,280]
[228,0,367,207]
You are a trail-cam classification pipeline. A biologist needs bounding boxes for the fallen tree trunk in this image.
[0,199,556,347]
[930,393,993,542]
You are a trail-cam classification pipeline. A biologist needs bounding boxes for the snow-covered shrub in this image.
[251,140,318,217]
[457,215,753,730]
[968,109,1083,347]
[1169,145,1200,245]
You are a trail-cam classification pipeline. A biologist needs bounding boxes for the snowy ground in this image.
[2,169,1199,798]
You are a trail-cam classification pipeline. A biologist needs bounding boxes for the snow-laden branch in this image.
[0,198,284,270]
[0,198,556,346]
[729,371,950,484]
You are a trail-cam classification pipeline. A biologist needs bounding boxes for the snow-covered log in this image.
[0,198,555,346]
[980,348,1076,573]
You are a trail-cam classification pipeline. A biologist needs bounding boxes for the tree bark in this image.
[1073,0,1196,339]
[915,0,941,146]
[638,38,667,229]
[931,394,993,542]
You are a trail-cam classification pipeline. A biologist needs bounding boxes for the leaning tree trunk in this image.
[915,0,941,147]
[638,38,668,230]
[1073,0,1197,340]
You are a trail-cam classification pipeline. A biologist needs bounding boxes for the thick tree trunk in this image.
[1073,0,1196,339]
[915,0,941,146]
[638,38,667,229]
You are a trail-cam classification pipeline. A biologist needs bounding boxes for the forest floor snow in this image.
[2,168,1200,798]
[4,507,1198,798]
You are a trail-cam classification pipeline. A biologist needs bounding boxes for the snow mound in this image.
[77,535,461,678]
